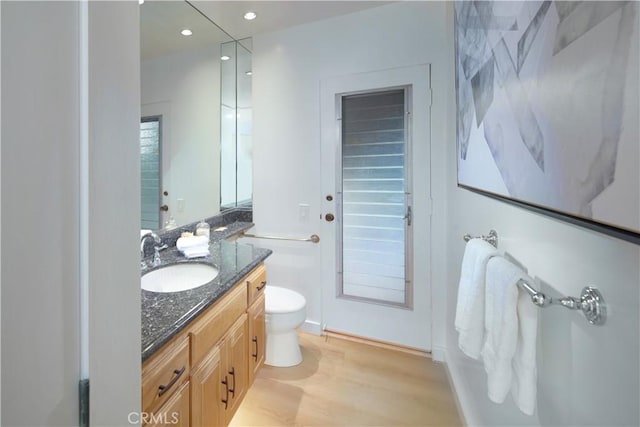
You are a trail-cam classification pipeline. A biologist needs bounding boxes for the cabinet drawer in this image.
[142,334,190,414]
[144,380,190,427]
[190,283,247,366]
[245,263,267,306]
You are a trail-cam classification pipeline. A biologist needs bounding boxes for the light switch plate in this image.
[299,203,310,220]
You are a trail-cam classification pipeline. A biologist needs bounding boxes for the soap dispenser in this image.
[195,220,210,239]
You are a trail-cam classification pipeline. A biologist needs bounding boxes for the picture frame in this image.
[454,1,639,245]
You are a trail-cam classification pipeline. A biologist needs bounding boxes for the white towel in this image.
[482,256,538,416]
[482,256,522,403]
[176,235,209,251]
[455,239,499,359]
[176,235,209,258]
[511,285,538,415]
[181,246,210,259]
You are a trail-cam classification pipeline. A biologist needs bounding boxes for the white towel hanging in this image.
[455,238,499,359]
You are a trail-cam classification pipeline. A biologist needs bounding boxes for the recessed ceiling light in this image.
[243,11,257,21]
[180,29,193,36]
[139,0,144,4]
[245,71,253,76]
[221,55,231,61]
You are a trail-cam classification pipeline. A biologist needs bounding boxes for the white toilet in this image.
[264,286,307,367]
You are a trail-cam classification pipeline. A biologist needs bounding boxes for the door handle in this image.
[404,206,412,226]
[325,213,335,222]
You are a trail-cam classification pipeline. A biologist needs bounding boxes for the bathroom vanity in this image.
[141,224,270,426]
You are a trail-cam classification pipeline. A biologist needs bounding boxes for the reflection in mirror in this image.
[220,38,253,209]
[140,0,238,231]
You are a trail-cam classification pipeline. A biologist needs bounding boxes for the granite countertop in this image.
[141,221,272,361]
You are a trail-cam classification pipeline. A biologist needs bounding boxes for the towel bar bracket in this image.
[551,287,605,325]
[577,287,606,326]
[518,280,606,326]
[463,229,498,248]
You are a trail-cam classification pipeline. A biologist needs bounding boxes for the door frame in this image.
[319,64,433,350]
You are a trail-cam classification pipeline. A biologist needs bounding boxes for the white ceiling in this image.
[141,0,234,60]
[191,1,393,41]
[141,1,392,59]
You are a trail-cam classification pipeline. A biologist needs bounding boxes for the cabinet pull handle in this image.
[157,366,185,397]
[252,336,258,361]
[228,367,236,397]
[221,376,229,409]
[256,281,267,291]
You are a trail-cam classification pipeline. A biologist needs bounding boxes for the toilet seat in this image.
[265,286,306,313]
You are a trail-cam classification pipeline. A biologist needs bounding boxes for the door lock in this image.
[325,213,335,222]
[160,205,169,212]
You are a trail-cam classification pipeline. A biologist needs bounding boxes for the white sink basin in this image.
[142,263,219,293]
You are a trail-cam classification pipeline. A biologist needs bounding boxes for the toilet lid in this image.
[265,286,306,313]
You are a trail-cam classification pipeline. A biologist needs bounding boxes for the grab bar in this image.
[240,232,320,244]
[463,229,607,325]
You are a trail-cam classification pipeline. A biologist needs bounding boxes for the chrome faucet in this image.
[153,244,169,266]
[140,232,161,259]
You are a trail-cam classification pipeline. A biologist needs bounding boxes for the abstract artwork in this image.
[455,1,640,241]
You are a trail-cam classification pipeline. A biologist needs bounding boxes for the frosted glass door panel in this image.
[340,89,409,306]
[140,117,161,229]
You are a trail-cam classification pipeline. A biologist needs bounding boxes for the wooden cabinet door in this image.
[191,345,224,427]
[145,381,190,427]
[224,314,248,424]
[248,293,265,385]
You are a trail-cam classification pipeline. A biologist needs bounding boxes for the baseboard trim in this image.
[431,345,446,362]
[323,328,431,358]
[443,349,478,426]
[300,320,323,335]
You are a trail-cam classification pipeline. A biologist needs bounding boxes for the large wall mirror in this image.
[140,0,251,231]
[221,38,253,209]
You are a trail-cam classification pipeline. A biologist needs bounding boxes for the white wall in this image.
[441,3,640,426]
[252,1,451,344]
[1,2,81,424]
[142,46,221,226]
[446,192,640,426]
[1,2,141,425]
[254,1,639,426]
[87,2,141,425]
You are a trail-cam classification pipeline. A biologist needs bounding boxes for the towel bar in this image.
[462,229,607,326]
[240,231,320,243]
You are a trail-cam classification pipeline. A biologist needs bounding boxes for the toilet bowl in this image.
[265,286,307,367]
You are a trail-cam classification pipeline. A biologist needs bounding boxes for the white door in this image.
[320,65,432,350]
[142,102,172,228]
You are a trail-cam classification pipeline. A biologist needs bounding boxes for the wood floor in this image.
[230,333,462,426]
